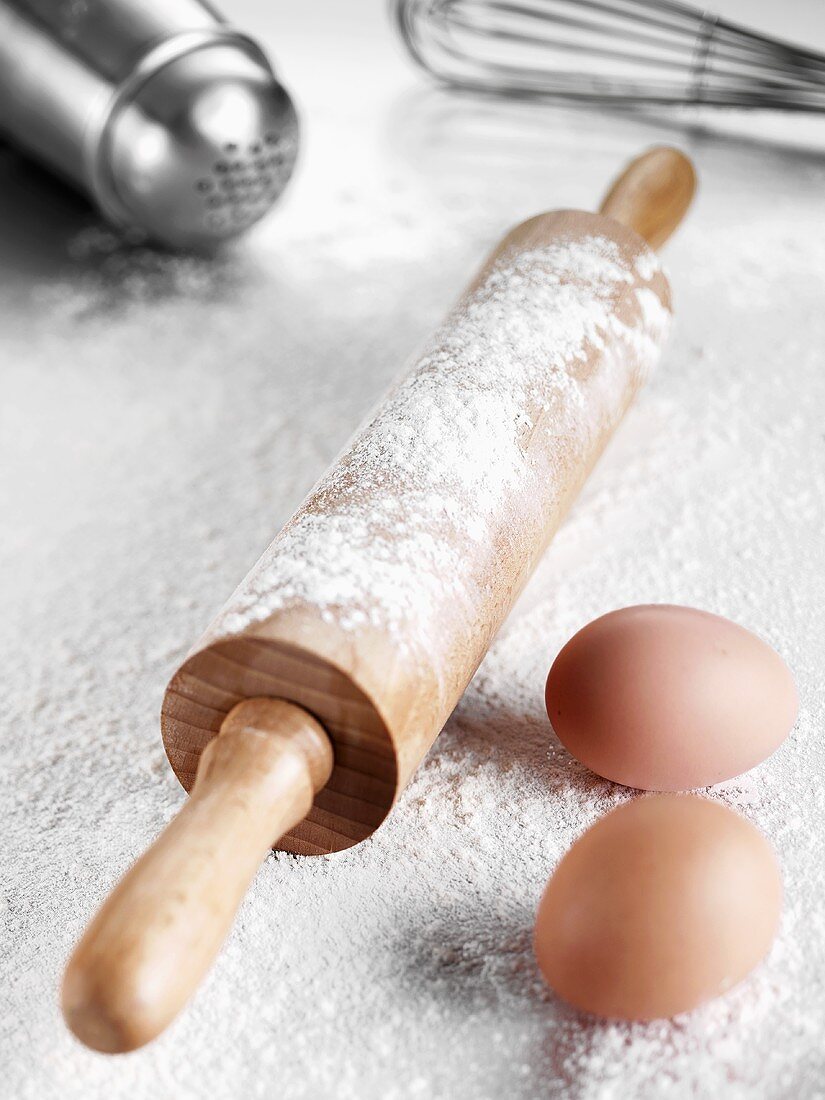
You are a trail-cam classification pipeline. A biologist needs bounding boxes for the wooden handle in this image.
[61,699,333,1053]
[599,145,696,250]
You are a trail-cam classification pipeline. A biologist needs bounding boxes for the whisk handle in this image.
[599,146,696,250]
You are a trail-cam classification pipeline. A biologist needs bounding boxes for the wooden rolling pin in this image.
[62,147,695,1053]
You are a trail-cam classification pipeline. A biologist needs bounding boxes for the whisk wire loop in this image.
[689,10,718,103]
[393,0,825,111]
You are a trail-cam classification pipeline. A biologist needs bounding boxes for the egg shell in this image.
[545,604,797,791]
[534,795,782,1020]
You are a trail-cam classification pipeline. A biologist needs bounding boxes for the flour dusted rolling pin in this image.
[62,147,695,1053]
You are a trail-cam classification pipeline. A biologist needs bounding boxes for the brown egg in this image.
[545,605,797,791]
[534,795,782,1020]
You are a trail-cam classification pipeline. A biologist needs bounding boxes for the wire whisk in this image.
[392,0,825,111]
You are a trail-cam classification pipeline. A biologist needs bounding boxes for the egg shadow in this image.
[379,864,747,1096]
[425,656,625,808]
[381,885,633,1096]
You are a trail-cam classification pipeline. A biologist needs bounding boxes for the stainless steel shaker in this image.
[0,0,299,249]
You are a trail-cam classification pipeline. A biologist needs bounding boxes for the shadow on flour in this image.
[376,662,643,1086]
[0,145,94,277]
[380,885,621,1093]
[0,144,251,315]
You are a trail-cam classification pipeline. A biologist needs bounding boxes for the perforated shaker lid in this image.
[88,31,299,250]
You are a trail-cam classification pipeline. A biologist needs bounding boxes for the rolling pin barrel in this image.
[63,147,694,1053]
[162,208,673,855]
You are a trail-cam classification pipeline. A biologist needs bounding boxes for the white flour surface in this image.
[2,2,824,1098]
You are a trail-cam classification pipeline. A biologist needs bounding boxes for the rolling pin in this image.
[62,146,695,1053]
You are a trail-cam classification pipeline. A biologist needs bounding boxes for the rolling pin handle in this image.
[61,698,333,1053]
[598,145,696,251]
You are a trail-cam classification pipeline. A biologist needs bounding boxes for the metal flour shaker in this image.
[0,0,299,249]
